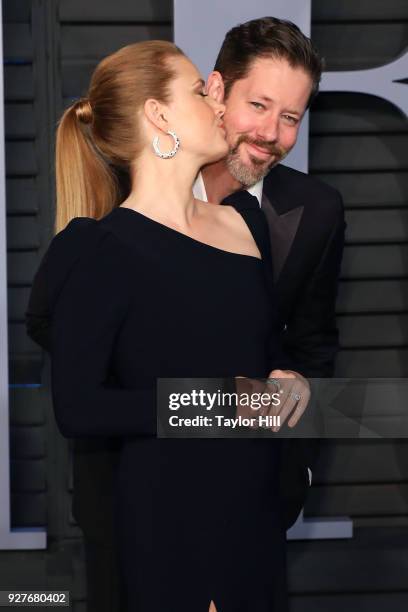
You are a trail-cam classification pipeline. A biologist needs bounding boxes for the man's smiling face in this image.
[221,56,313,186]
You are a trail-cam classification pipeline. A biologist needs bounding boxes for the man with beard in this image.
[26,16,345,612]
[201,17,345,371]
[195,15,345,524]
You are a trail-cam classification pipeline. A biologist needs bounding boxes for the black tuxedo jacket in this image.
[263,164,345,525]
[223,164,345,526]
[262,164,345,379]
[223,163,345,380]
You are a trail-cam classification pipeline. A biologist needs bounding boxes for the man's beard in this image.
[226,135,287,187]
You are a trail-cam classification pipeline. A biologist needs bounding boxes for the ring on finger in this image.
[266,378,281,393]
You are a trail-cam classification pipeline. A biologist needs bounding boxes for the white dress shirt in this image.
[193,171,263,206]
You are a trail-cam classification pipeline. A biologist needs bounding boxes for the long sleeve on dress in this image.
[50,224,157,438]
[25,248,52,350]
[25,217,98,352]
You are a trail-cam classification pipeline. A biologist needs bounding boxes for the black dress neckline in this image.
[115,205,262,263]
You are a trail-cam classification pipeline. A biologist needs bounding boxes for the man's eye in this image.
[250,101,265,110]
[283,115,299,125]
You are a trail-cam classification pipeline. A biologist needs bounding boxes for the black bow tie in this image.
[221,190,260,211]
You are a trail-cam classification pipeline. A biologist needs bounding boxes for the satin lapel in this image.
[261,192,304,282]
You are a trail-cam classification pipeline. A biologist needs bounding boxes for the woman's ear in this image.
[206,71,225,104]
[143,98,169,132]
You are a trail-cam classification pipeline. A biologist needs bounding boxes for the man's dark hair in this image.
[214,17,324,108]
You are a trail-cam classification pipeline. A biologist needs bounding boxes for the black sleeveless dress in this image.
[50,206,288,612]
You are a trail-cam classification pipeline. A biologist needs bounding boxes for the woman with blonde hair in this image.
[28,40,309,611]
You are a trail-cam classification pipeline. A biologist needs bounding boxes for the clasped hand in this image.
[235,370,311,432]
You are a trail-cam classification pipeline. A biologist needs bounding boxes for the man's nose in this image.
[256,116,279,143]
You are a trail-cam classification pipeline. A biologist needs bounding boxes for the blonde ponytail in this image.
[55,98,119,233]
[54,41,185,234]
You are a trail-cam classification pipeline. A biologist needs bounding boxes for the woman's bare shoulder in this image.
[210,201,249,235]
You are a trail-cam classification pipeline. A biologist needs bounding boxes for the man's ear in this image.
[206,71,225,104]
[143,98,169,132]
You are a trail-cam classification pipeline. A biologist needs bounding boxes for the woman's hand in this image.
[234,376,266,427]
[264,369,311,431]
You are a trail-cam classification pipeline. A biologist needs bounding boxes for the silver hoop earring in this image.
[152,130,180,159]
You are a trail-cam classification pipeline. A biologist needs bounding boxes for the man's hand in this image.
[264,369,311,431]
[234,371,310,431]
